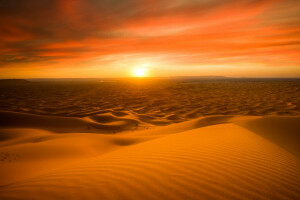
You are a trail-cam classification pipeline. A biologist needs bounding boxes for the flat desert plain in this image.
[0,78,300,200]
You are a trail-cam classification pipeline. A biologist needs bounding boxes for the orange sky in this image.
[0,0,299,78]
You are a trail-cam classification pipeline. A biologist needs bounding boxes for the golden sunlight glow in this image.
[133,68,148,77]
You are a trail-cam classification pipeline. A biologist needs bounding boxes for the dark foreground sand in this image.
[0,78,299,199]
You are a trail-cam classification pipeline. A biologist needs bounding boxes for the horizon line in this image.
[1,76,300,80]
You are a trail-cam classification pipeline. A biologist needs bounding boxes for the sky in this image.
[0,0,299,78]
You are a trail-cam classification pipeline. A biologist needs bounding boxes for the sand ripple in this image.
[0,123,299,199]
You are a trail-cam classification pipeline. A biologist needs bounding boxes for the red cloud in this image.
[0,0,299,77]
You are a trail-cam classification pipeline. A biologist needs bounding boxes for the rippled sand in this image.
[0,78,299,199]
[0,79,299,121]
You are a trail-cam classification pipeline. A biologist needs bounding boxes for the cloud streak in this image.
[0,0,299,77]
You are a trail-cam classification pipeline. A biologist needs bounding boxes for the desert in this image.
[1,0,300,199]
[0,78,299,199]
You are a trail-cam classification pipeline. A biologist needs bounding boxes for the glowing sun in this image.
[133,68,148,77]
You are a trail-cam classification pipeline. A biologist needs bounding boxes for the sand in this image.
[0,79,299,119]
[0,79,300,199]
[0,111,300,199]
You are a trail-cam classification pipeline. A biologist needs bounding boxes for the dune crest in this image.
[0,111,145,134]
[0,113,299,199]
[237,116,300,157]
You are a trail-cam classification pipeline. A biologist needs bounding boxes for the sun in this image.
[133,68,148,77]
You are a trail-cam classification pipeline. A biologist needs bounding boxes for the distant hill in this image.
[167,76,229,80]
[0,79,30,85]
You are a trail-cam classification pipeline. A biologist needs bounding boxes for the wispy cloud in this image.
[0,0,299,77]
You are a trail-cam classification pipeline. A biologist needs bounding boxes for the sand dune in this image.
[238,116,300,157]
[0,111,144,134]
[1,79,299,119]
[0,112,299,199]
[0,130,152,186]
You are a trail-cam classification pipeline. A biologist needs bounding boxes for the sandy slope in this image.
[0,112,300,199]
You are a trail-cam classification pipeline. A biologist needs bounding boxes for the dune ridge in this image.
[237,116,300,157]
[0,111,145,134]
[0,111,299,199]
